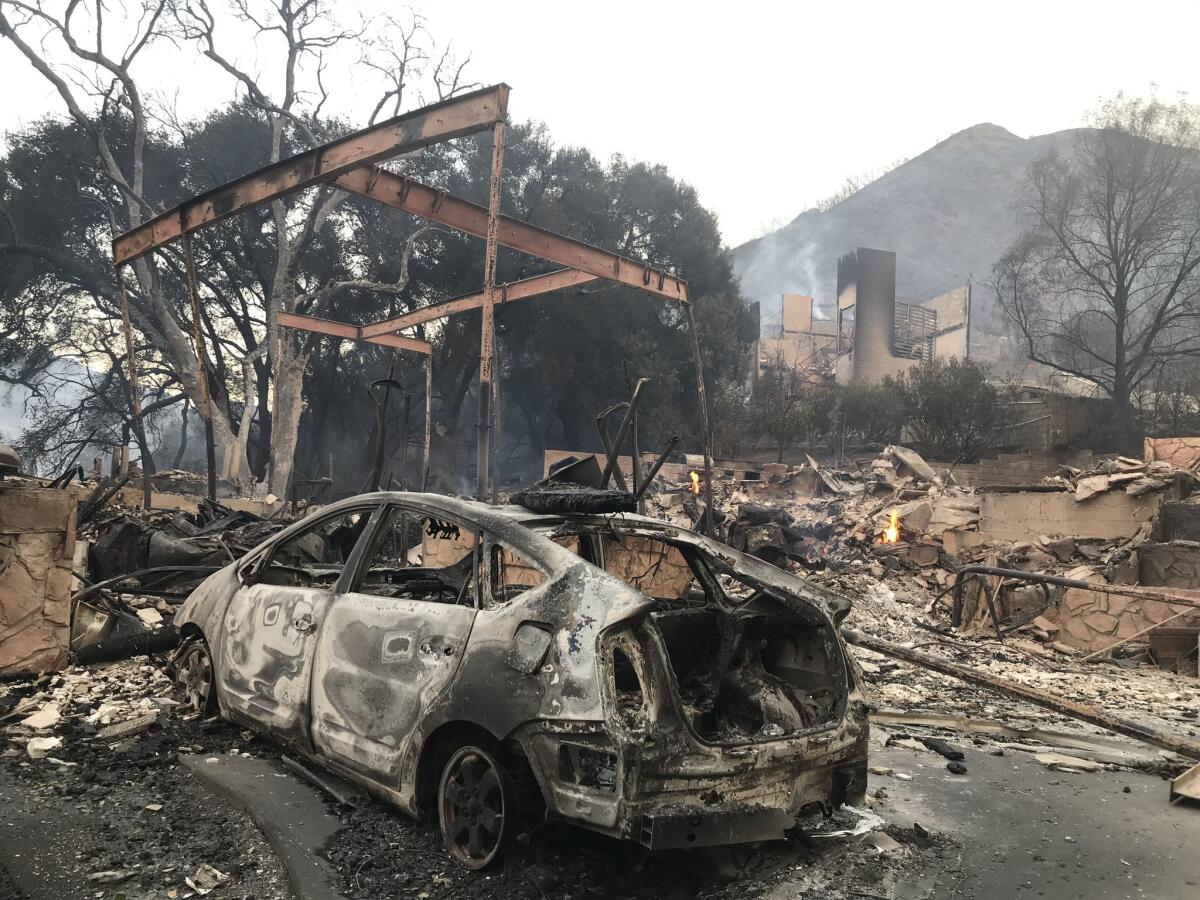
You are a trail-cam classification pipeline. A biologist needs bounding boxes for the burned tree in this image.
[0,0,474,487]
[0,0,209,476]
[993,94,1200,448]
[750,348,833,462]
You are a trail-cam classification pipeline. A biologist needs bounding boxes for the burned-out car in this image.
[170,492,868,868]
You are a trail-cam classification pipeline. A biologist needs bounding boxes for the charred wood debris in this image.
[1,440,1199,897]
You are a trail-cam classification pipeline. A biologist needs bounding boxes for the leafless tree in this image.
[993,94,1200,446]
[174,0,478,495]
[0,0,208,474]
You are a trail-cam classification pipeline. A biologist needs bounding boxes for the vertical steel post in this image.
[685,302,714,535]
[490,333,501,504]
[398,391,412,489]
[423,355,432,491]
[116,271,151,509]
[182,235,218,501]
[624,362,644,512]
[476,120,506,500]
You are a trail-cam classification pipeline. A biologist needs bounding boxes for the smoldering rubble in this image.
[1,443,1199,899]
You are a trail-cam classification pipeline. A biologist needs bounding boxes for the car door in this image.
[218,503,381,747]
[309,505,479,785]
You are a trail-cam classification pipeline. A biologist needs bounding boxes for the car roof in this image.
[284,491,850,622]
[319,491,684,532]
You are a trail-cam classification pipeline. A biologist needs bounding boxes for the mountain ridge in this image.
[731,122,1089,328]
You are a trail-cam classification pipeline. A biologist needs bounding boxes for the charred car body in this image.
[171,492,868,867]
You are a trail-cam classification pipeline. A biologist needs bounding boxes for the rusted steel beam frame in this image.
[841,628,1200,760]
[359,268,598,338]
[333,167,688,304]
[951,565,1200,630]
[476,121,506,501]
[276,311,432,354]
[112,84,510,265]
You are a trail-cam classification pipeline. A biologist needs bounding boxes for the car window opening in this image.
[565,526,842,746]
[490,543,547,606]
[611,643,648,730]
[353,510,477,606]
[652,586,841,744]
[259,509,372,588]
[599,534,698,602]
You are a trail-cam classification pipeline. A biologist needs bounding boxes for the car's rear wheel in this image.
[174,637,218,716]
[437,743,517,870]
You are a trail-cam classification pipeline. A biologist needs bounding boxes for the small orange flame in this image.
[881,508,900,544]
[689,471,701,495]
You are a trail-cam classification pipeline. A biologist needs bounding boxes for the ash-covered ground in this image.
[0,659,960,900]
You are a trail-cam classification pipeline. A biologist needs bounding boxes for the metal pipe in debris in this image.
[634,435,680,501]
[840,627,1200,760]
[599,380,648,489]
[952,565,1200,628]
[597,403,631,493]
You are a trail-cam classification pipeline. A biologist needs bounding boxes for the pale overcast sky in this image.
[2,0,1198,245]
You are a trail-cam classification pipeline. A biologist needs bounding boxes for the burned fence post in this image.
[116,271,151,510]
[685,302,714,535]
[476,120,507,502]
[182,234,218,502]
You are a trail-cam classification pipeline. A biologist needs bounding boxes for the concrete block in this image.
[979,489,1166,542]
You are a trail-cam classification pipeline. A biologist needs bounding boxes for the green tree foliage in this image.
[745,352,835,461]
[889,357,1004,461]
[835,380,905,445]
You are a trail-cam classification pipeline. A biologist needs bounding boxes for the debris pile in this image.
[83,497,284,583]
[633,444,1200,677]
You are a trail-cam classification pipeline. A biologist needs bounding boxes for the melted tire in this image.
[437,742,519,870]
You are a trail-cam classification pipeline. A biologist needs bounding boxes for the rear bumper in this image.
[637,804,795,849]
[520,723,869,847]
[631,753,868,848]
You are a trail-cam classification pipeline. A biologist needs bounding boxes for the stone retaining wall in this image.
[0,486,77,675]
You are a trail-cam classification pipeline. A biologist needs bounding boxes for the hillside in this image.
[731,123,1085,328]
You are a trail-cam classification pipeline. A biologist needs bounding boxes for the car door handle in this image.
[293,614,318,635]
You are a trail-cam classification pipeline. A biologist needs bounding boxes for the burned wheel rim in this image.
[175,641,215,715]
[438,746,508,869]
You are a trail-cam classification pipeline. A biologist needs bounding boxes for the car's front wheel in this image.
[437,743,518,869]
[173,637,219,716]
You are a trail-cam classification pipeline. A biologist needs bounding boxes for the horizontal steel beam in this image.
[359,268,598,338]
[334,168,688,303]
[112,84,510,266]
[277,312,432,354]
